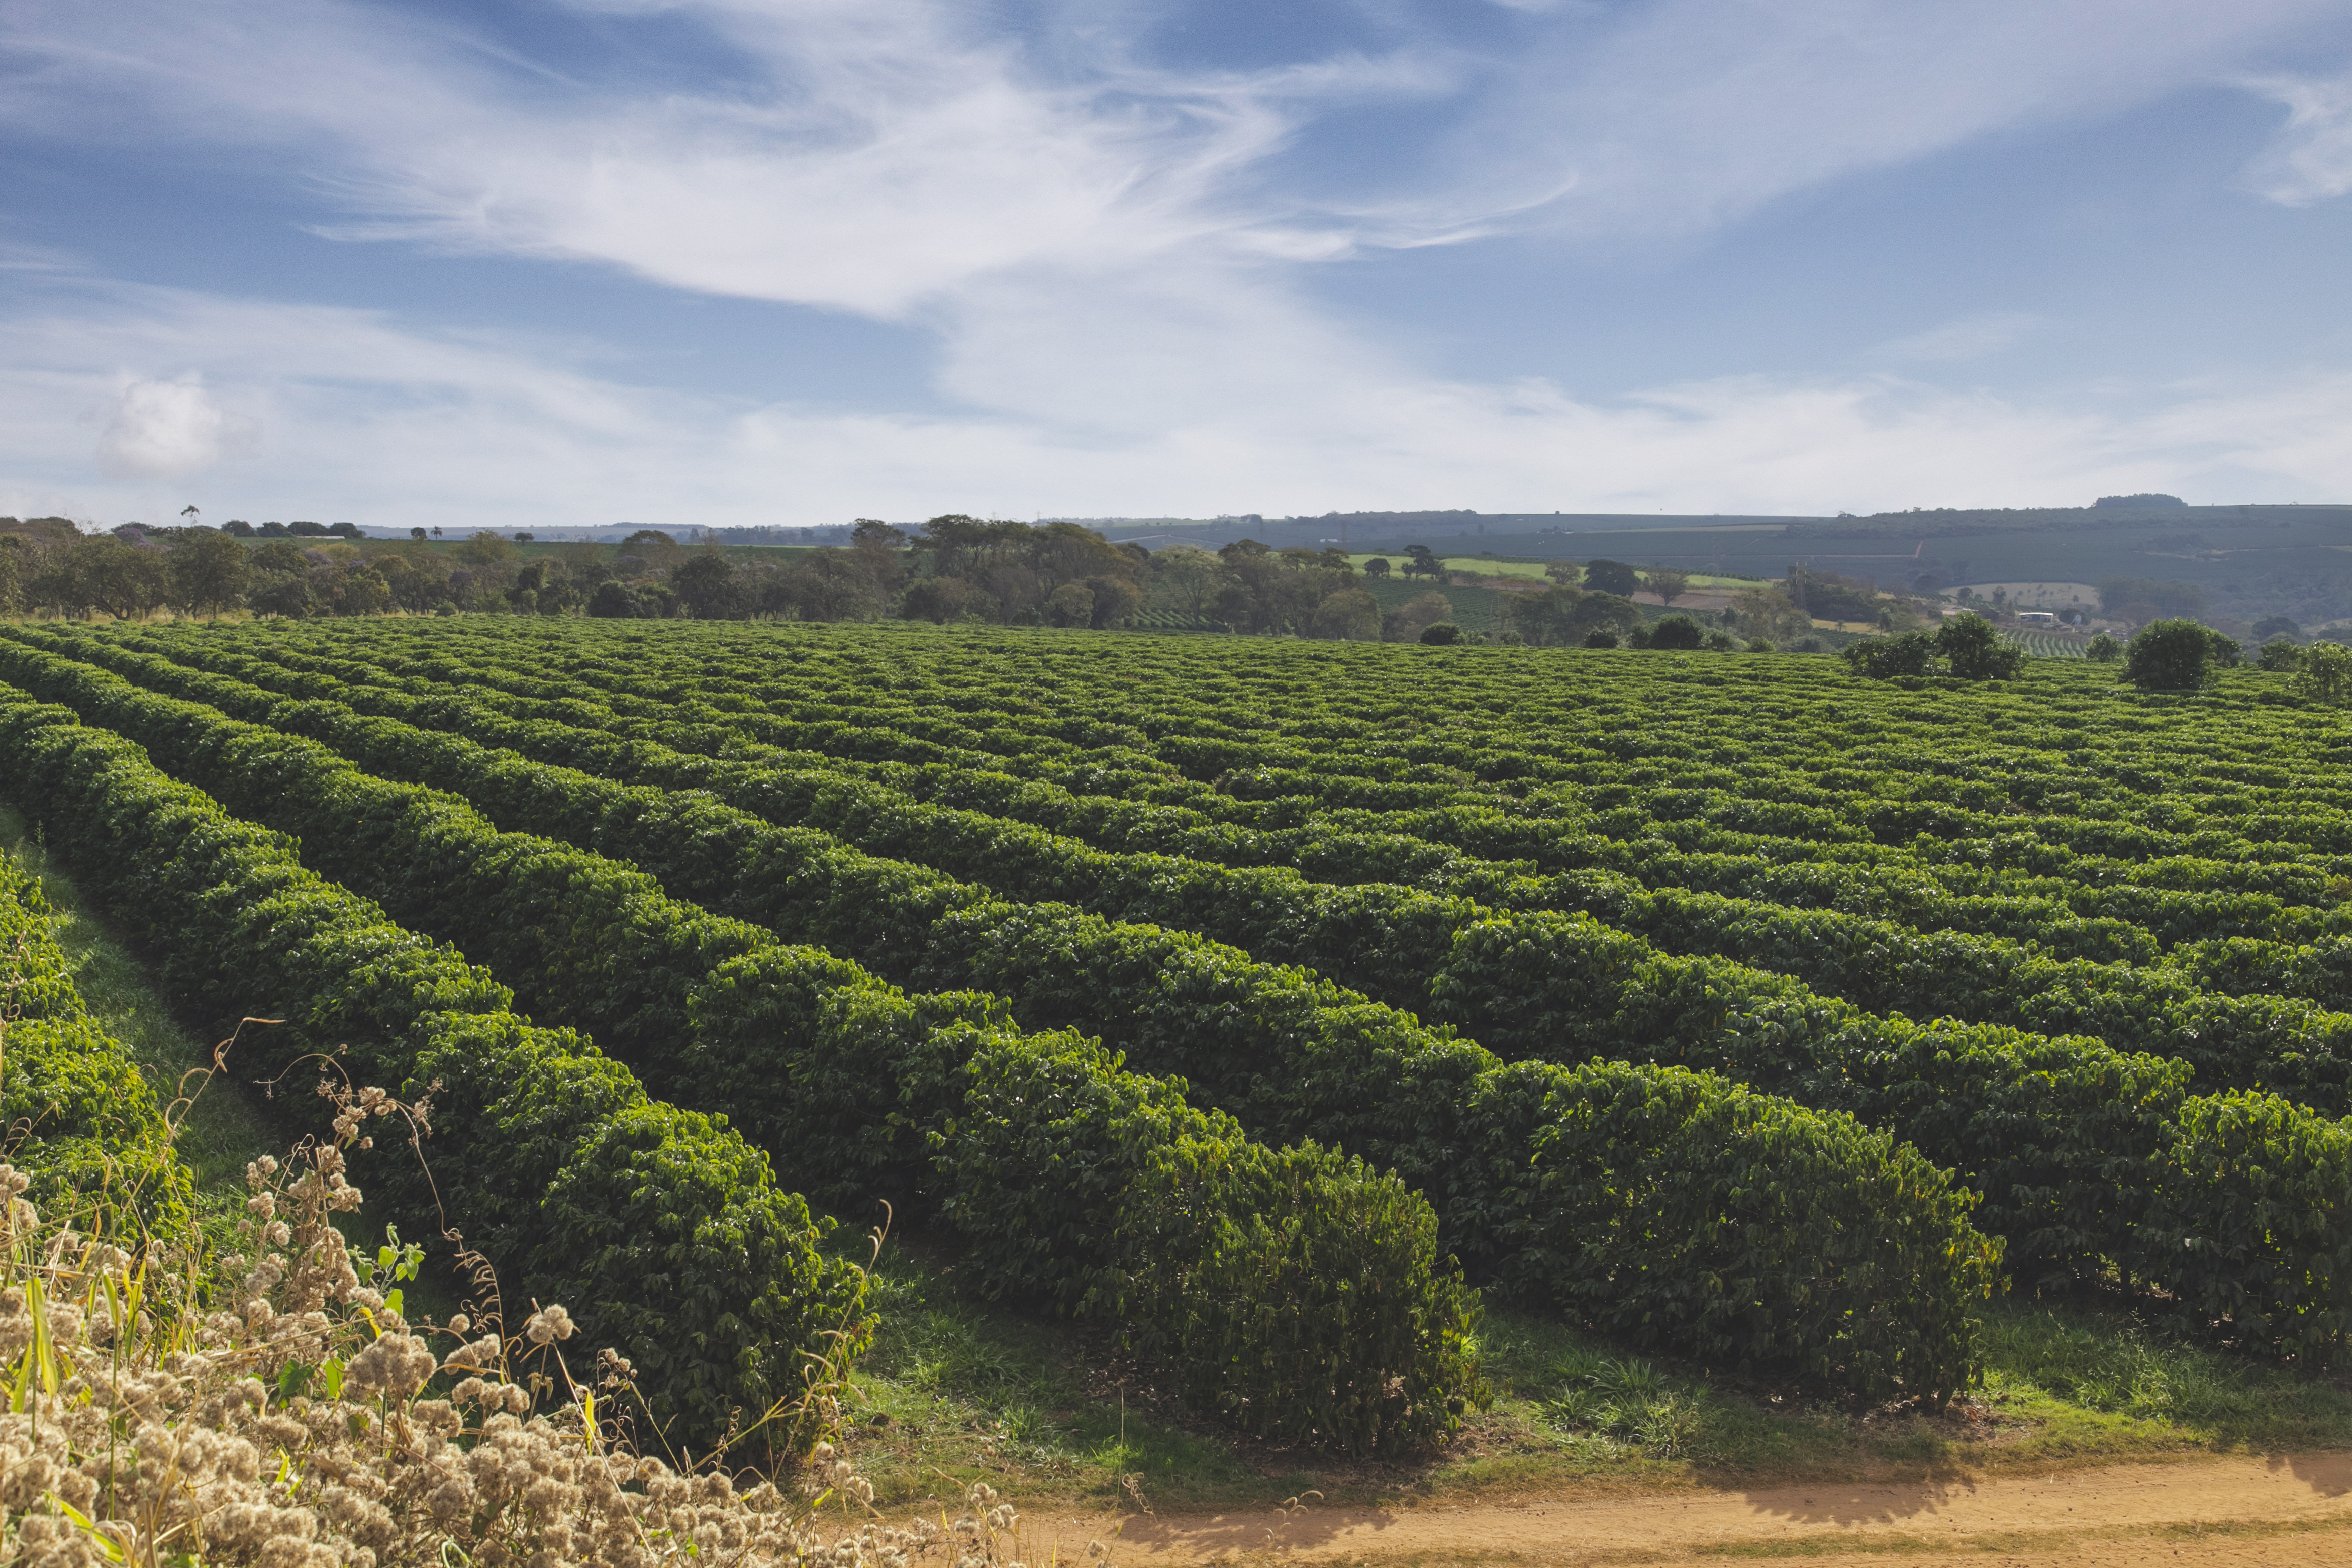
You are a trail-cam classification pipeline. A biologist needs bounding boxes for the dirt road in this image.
[1050,1452,2352,1565]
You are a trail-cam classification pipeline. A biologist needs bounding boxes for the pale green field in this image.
[1344,554,1762,589]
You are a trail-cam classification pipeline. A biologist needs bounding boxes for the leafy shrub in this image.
[0,864,189,1220]
[2143,1091,2352,1362]
[2125,619,2237,690]
[1418,622,1463,646]
[1841,631,1935,678]
[1462,1059,1996,1402]
[2257,639,2304,673]
[1649,616,1704,650]
[0,694,861,1448]
[1935,614,2025,679]
[2293,642,2352,706]
[1581,630,1619,649]
[2086,631,2123,660]
[935,1033,1487,1455]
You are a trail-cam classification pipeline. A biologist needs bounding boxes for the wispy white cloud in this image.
[2241,70,2352,204]
[3,279,2345,531]
[1400,0,2346,245]
[1871,312,2046,365]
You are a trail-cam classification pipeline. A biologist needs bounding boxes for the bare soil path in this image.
[1035,1453,2352,1566]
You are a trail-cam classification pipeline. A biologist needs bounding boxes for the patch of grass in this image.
[835,1243,1266,1514]
[0,799,280,1203]
[1974,1298,2352,1455]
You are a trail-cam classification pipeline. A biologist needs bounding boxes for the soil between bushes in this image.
[1014,1452,2352,1565]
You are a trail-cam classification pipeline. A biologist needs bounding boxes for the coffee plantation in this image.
[4,617,2349,1463]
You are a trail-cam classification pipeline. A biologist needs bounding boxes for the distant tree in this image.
[180,505,199,525]
[1746,638,1775,653]
[1791,636,1825,653]
[513,532,535,544]
[1309,587,1381,641]
[1401,545,1441,580]
[1936,613,2025,680]
[222,520,254,537]
[288,521,329,537]
[1583,558,1638,597]
[2293,643,2352,706]
[621,529,683,568]
[2252,615,2303,643]
[1363,557,1392,581]
[1581,629,1619,649]
[1383,591,1452,643]
[1544,560,1580,587]
[1642,568,1691,606]
[458,530,517,566]
[671,550,744,619]
[850,518,907,550]
[1842,632,1937,678]
[1499,585,1637,647]
[901,576,977,624]
[258,522,289,537]
[171,528,251,616]
[1045,582,1095,627]
[587,580,644,619]
[410,527,428,542]
[2123,619,2235,690]
[1724,584,1814,643]
[430,526,443,539]
[328,522,362,539]
[1703,629,1737,651]
[2085,632,2122,662]
[1418,621,1463,646]
[1649,614,1705,650]
[2257,640,2304,673]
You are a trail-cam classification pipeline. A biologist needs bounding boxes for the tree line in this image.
[0,513,1885,647]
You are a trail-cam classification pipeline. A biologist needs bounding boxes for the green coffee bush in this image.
[938,1034,1487,1455]
[0,693,861,1448]
[0,863,188,1219]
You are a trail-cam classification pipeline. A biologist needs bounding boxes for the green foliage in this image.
[2257,638,2304,673]
[0,693,860,1448]
[1418,621,1463,646]
[2293,641,2352,706]
[2085,631,2122,661]
[1934,613,2026,679]
[0,861,189,1220]
[1840,631,1934,677]
[938,1032,1485,1455]
[1583,559,1639,596]
[1648,615,1704,650]
[2124,618,2236,690]
[32,615,2352,1381]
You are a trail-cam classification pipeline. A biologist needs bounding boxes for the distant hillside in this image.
[1046,504,2352,632]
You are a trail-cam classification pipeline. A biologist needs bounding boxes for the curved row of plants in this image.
[0,680,1509,1455]
[230,623,2352,896]
[16,634,2352,1363]
[49,630,2352,1111]
[152,626,2352,963]
[0,689,858,1449]
[309,621,2352,869]
[0,644,2005,1407]
[0,859,189,1218]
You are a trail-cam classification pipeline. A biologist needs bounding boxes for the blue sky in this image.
[4,0,2350,532]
